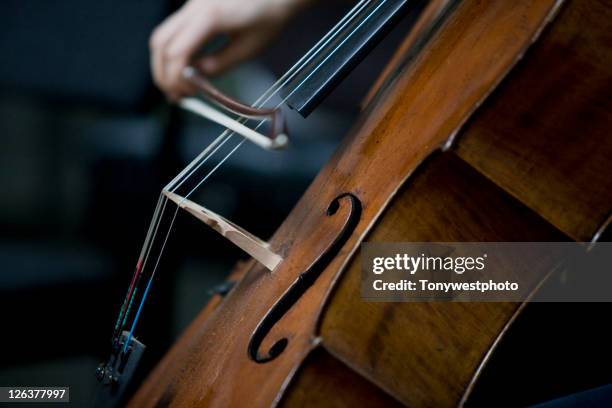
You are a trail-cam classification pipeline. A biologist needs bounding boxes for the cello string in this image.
[115,0,377,344]
[282,0,389,103]
[132,0,373,281]
[113,198,178,342]
[121,0,383,344]
[164,0,373,194]
[114,0,374,333]
[118,196,170,322]
[123,142,248,351]
[181,139,246,202]
[124,206,180,352]
[117,0,378,345]
[112,194,165,338]
[122,140,245,349]
[169,0,387,196]
[179,0,390,200]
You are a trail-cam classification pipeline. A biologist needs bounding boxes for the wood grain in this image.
[455,0,612,242]
[316,154,566,407]
[279,347,403,408]
[128,1,577,407]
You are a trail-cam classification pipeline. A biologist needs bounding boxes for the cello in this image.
[97,0,612,406]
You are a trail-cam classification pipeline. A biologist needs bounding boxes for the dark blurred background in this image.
[0,0,412,405]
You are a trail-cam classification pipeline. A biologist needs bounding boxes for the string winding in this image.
[112,0,382,350]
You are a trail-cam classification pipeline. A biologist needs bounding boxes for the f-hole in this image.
[248,193,362,363]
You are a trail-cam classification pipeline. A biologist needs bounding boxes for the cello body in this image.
[130,0,612,406]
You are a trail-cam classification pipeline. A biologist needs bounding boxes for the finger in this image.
[166,86,198,102]
[149,9,186,51]
[149,11,187,90]
[152,48,166,92]
[162,14,216,95]
[165,76,199,101]
[195,32,263,76]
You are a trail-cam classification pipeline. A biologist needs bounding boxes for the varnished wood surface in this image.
[455,0,612,242]
[279,347,403,408]
[314,153,565,407]
[128,0,604,407]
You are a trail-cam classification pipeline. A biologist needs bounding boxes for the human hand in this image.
[150,0,312,100]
